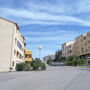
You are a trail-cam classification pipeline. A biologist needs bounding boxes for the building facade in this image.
[43,54,55,63]
[75,32,90,58]
[0,17,25,72]
[62,41,75,57]
[25,50,32,64]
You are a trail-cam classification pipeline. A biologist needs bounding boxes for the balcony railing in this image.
[25,58,32,62]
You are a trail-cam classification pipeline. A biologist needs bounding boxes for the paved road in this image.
[0,66,90,90]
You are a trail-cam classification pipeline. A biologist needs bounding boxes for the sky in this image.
[0,0,90,59]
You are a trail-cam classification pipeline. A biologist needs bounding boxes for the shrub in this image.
[9,67,13,71]
[67,61,74,66]
[66,55,87,66]
[47,60,52,65]
[41,63,46,70]
[31,59,46,70]
[31,60,42,70]
[26,64,31,71]
[16,63,27,71]
[67,56,74,61]
[77,59,86,65]
[73,61,78,66]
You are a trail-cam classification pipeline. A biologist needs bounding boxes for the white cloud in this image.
[1,6,90,26]
[21,30,67,36]
[26,1,65,14]
[24,30,81,42]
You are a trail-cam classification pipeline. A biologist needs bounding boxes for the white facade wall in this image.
[0,18,13,72]
[0,18,25,72]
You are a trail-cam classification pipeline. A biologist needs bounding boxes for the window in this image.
[25,55,27,58]
[69,45,71,48]
[25,55,32,58]
[19,54,22,59]
[17,41,22,50]
[85,43,87,46]
[81,47,84,53]
[84,36,86,40]
[28,55,32,58]
[69,50,72,53]
[81,39,83,42]
[89,34,90,37]
[17,51,19,58]
[85,49,88,53]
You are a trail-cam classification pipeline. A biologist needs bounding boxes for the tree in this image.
[47,60,52,65]
[54,50,62,61]
[34,58,41,61]
[31,58,46,70]
[31,59,42,70]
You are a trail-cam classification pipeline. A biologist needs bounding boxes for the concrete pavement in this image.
[0,66,90,90]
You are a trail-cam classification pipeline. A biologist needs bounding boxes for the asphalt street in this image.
[0,66,90,90]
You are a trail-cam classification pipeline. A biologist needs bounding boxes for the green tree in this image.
[54,50,62,61]
[30,58,47,70]
[47,60,52,65]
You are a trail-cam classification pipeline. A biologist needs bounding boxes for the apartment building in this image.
[62,41,75,57]
[43,54,55,63]
[75,32,90,58]
[25,50,32,64]
[0,17,25,72]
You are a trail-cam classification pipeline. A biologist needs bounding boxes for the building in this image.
[0,17,25,72]
[75,32,90,58]
[25,50,32,64]
[62,41,75,57]
[43,54,55,63]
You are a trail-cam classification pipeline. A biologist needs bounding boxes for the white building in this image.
[0,17,25,72]
[62,41,75,57]
[43,54,55,63]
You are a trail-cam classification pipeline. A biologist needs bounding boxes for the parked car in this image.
[51,62,65,66]
[88,60,90,66]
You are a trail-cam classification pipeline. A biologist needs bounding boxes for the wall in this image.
[0,18,14,72]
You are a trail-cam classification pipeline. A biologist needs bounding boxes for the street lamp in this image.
[38,46,42,60]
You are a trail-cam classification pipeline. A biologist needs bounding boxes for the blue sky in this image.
[0,0,90,59]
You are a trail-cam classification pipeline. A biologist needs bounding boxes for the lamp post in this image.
[38,46,42,60]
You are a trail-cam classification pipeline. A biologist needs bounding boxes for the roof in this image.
[0,17,19,30]
[62,40,74,44]
[76,33,87,39]
[21,36,25,40]
[25,50,32,54]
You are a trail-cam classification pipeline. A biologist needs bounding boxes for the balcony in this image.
[25,58,32,62]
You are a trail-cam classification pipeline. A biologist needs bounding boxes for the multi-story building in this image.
[43,54,55,63]
[0,17,25,72]
[75,32,90,58]
[62,41,75,57]
[25,50,32,64]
